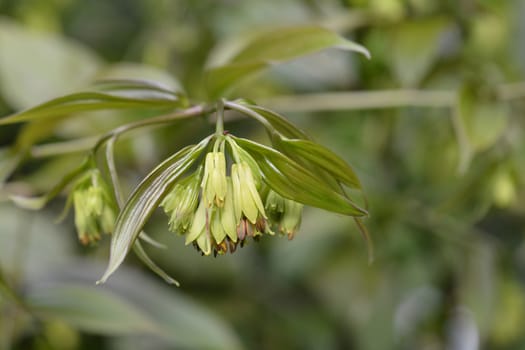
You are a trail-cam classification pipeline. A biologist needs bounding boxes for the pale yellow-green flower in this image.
[231,162,266,224]
[161,169,201,234]
[265,190,303,239]
[201,152,227,207]
[71,169,117,245]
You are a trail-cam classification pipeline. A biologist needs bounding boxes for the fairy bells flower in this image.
[265,190,303,240]
[201,152,227,207]
[183,142,273,255]
[71,169,117,245]
[161,167,201,234]
[231,162,266,225]
[184,171,270,256]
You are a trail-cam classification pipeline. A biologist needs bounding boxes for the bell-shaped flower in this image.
[219,178,238,243]
[184,178,240,256]
[201,152,227,207]
[231,162,266,225]
[161,168,201,234]
[185,200,212,255]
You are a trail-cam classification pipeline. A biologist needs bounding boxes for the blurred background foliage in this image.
[1,0,525,349]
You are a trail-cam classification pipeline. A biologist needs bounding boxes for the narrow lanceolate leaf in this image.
[230,101,310,140]
[0,79,188,125]
[98,137,211,284]
[275,137,362,189]
[9,158,90,210]
[227,102,363,193]
[206,25,370,98]
[233,137,367,217]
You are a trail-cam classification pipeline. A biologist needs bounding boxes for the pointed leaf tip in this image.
[205,25,370,98]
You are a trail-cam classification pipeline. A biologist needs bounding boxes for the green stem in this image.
[105,136,124,206]
[25,105,211,160]
[215,99,225,135]
[93,104,210,153]
[258,90,457,112]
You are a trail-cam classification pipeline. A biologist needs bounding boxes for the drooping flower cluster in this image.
[161,136,303,256]
[69,168,118,245]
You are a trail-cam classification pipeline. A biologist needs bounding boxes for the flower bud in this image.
[281,200,303,240]
[161,169,201,234]
[71,169,117,245]
[185,200,212,255]
[265,190,303,239]
[265,189,285,221]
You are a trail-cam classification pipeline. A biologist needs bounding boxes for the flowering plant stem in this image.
[215,99,225,136]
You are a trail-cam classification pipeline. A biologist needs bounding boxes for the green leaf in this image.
[26,284,158,335]
[98,137,211,284]
[275,137,362,189]
[206,25,370,98]
[0,80,188,125]
[233,137,367,217]
[0,18,101,110]
[226,102,363,193]
[230,25,370,63]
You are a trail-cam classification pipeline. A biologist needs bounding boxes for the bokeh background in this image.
[1,0,525,349]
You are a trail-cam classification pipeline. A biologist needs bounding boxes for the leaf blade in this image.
[98,137,210,284]
[233,137,367,217]
[0,81,188,125]
[230,25,370,63]
[276,138,362,189]
[206,25,370,98]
